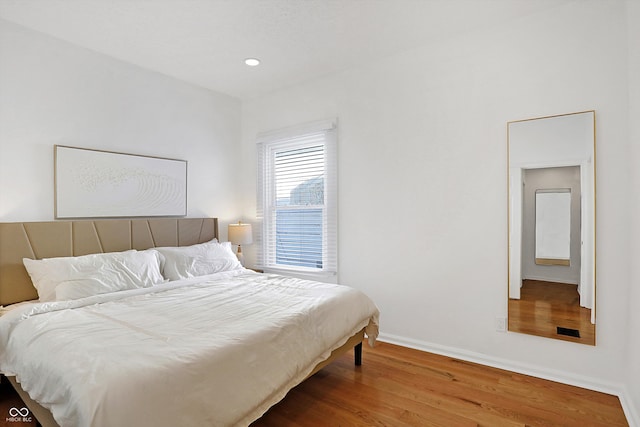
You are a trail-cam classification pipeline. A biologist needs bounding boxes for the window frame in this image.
[256,119,338,280]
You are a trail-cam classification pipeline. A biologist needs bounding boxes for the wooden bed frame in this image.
[0,218,364,427]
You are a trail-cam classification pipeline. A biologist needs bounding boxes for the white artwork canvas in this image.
[55,145,187,218]
[535,190,571,261]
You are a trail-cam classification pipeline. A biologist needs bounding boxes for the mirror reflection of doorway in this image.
[508,165,594,344]
[525,167,581,287]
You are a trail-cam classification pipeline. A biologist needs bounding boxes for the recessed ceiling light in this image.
[244,58,260,67]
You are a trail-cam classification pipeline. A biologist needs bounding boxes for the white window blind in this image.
[257,120,337,278]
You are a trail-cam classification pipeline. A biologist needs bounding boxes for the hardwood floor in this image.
[509,279,595,345]
[1,342,627,426]
[253,341,627,427]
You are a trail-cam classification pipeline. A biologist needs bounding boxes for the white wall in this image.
[241,0,633,408]
[0,20,243,236]
[625,0,640,424]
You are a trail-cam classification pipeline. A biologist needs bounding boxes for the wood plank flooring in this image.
[509,280,595,345]
[252,341,627,427]
[1,342,627,426]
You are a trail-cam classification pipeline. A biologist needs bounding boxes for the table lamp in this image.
[228,221,252,266]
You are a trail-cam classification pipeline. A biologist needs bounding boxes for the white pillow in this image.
[23,250,165,302]
[156,240,242,281]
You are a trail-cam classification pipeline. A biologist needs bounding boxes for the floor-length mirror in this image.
[507,111,596,345]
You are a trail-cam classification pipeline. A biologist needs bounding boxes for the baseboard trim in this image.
[618,385,640,427]
[377,332,635,425]
[521,275,579,285]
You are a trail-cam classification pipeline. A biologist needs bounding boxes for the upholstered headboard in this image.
[0,218,218,306]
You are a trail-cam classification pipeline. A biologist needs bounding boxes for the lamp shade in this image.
[228,222,253,245]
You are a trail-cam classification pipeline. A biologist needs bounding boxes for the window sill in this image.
[259,266,337,283]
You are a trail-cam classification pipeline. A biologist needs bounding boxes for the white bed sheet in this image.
[0,269,379,427]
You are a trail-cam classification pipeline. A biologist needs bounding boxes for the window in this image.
[257,119,337,278]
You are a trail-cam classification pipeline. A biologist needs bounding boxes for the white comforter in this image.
[0,269,379,427]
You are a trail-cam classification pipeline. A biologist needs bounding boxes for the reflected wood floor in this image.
[252,341,626,427]
[509,280,595,345]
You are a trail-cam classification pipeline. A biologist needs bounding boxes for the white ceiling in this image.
[0,0,571,100]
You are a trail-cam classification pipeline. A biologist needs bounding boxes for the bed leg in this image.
[354,342,362,366]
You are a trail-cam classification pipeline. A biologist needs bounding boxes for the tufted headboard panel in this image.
[0,218,218,306]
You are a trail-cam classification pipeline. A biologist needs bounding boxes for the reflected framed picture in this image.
[535,188,571,266]
[54,145,187,218]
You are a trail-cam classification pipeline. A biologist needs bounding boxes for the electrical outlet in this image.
[495,316,507,332]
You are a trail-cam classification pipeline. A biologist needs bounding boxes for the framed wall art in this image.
[54,145,187,218]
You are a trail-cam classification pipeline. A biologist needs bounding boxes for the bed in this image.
[0,218,379,427]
